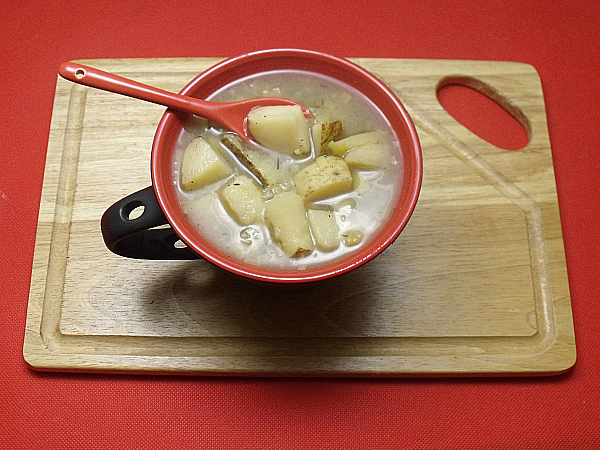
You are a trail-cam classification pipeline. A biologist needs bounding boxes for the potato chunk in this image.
[293,156,353,203]
[313,120,342,155]
[219,176,265,225]
[264,191,314,257]
[343,143,393,169]
[307,209,340,251]
[311,124,322,155]
[341,229,364,247]
[247,105,311,155]
[180,136,233,191]
[326,130,386,157]
[221,137,284,186]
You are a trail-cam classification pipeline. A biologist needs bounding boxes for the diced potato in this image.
[315,121,342,155]
[341,229,364,247]
[247,105,311,155]
[293,156,353,203]
[180,136,233,191]
[182,192,216,218]
[311,124,322,154]
[221,137,284,186]
[219,176,265,225]
[343,143,393,169]
[264,191,314,257]
[181,193,221,232]
[307,209,340,251]
[326,130,386,156]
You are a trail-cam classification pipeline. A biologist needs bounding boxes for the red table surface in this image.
[2,0,599,448]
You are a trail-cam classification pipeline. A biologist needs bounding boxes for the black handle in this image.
[101,186,200,260]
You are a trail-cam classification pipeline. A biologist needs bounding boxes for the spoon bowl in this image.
[58,62,311,143]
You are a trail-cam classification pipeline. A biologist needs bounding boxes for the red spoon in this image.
[59,62,311,143]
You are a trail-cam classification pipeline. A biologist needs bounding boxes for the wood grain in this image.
[23,57,576,375]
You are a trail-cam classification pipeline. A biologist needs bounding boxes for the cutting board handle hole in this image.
[436,76,530,150]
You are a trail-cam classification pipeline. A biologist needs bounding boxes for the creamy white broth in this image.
[172,70,403,270]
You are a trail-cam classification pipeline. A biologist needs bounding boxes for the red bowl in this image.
[151,49,422,283]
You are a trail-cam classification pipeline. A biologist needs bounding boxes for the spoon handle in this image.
[58,62,216,119]
[58,61,312,142]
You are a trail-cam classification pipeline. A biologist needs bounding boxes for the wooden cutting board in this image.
[23,57,576,376]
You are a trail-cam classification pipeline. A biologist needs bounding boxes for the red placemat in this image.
[2,0,600,448]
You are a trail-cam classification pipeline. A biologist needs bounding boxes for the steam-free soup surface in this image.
[172,70,403,270]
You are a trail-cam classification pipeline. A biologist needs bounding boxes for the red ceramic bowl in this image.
[151,49,422,283]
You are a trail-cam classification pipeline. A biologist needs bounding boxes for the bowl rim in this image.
[151,48,422,283]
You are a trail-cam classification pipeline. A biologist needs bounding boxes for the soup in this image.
[171,70,403,270]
